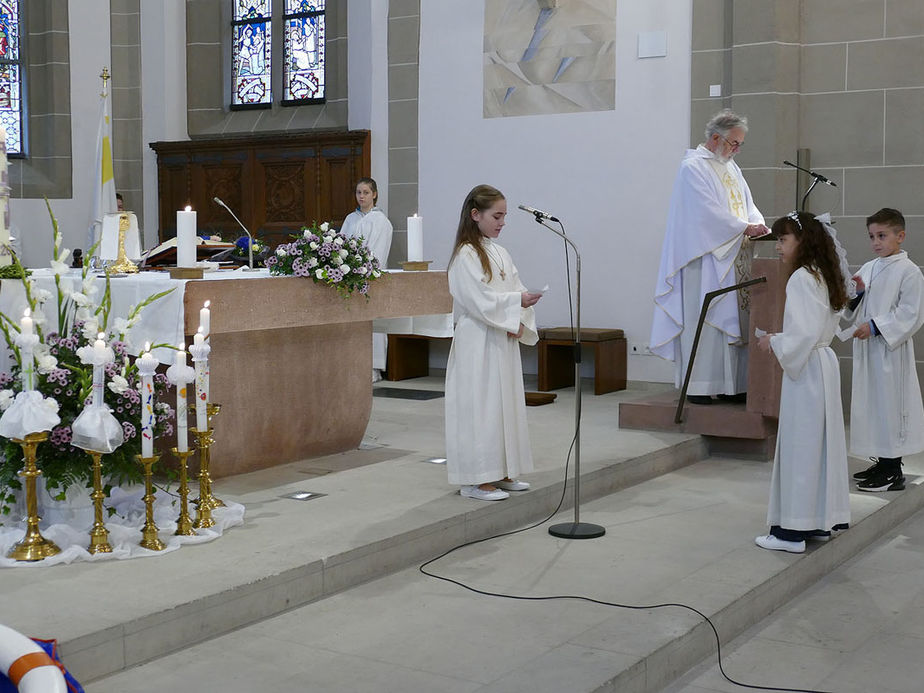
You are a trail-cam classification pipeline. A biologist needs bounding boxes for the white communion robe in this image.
[341,207,393,370]
[767,268,850,531]
[445,240,537,486]
[844,251,924,458]
[650,145,764,394]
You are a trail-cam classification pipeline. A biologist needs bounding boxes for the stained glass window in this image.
[282,0,325,105]
[231,1,272,108]
[0,0,23,154]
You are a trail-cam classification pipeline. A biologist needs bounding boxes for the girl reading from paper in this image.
[445,184,542,501]
[755,212,851,553]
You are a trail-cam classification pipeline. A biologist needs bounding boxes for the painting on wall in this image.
[484,0,617,118]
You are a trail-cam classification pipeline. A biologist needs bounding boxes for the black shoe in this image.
[853,458,880,481]
[717,393,747,404]
[686,395,713,405]
[857,472,905,492]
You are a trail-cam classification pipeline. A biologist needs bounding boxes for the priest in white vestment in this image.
[340,178,393,380]
[650,110,769,404]
[844,208,924,491]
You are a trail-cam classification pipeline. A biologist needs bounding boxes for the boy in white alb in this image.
[845,208,924,492]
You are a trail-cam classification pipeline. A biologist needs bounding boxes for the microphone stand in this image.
[213,198,255,270]
[783,160,837,212]
[529,214,605,540]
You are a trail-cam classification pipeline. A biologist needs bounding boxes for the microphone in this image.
[782,160,838,187]
[213,196,255,270]
[517,204,559,222]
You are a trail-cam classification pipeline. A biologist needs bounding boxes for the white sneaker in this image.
[495,479,530,492]
[460,485,509,501]
[755,534,805,554]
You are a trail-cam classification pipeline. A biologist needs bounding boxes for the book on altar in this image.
[140,236,234,267]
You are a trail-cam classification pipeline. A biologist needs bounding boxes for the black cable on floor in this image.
[422,220,834,692]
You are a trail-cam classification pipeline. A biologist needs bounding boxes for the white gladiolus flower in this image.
[33,289,52,304]
[320,222,330,232]
[108,375,129,394]
[0,389,14,411]
[50,249,71,275]
[71,292,90,307]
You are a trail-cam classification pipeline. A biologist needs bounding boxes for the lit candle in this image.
[174,343,189,453]
[407,214,423,262]
[199,300,211,340]
[137,343,159,458]
[20,308,32,336]
[176,206,197,267]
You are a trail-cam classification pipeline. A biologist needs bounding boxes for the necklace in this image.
[483,242,506,280]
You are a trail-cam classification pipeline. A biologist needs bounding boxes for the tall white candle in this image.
[137,344,159,458]
[91,333,107,408]
[190,329,211,432]
[176,206,197,267]
[199,300,211,340]
[20,309,34,391]
[175,343,189,452]
[407,214,423,262]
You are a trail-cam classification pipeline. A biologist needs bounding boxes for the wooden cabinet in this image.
[150,130,370,247]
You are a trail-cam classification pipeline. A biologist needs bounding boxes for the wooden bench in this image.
[385,334,452,381]
[537,327,627,395]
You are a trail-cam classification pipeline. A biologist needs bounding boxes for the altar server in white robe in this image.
[445,184,542,501]
[844,208,924,492]
[756,212,851,553]
[651,110,769,405]
[340,177,393,380]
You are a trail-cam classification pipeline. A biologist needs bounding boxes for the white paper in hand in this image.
[836,325,857,342]
[528,284,550,295]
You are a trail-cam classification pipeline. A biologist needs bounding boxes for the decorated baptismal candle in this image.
[407,213,423,262]
[175,343,190,452]
[137,343,159,458]
[189,328,211,433]
[20,309,34,390]
[91,332,108,406]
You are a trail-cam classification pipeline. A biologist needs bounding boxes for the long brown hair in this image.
[771,212,847,310]
[449,184,505,281]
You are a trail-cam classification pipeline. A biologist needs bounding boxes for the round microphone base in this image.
[548,521,606,540]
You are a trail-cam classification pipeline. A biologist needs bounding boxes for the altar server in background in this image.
[845,208,924,493]
[340,177,393,381]
[445,184,541,501]
[755,212,850,553]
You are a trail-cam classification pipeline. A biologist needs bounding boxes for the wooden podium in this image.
[745,258,787,418]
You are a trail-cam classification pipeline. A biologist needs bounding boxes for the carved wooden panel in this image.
[151,130,370,248]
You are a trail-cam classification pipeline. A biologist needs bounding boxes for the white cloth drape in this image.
[445,241,536,486]
[844,251,924,458]
[767,268,850,531]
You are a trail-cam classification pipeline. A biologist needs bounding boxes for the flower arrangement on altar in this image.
[265,221,383,297]
[0,203,175,520]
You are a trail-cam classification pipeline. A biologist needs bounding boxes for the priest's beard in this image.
[714,151,731,164]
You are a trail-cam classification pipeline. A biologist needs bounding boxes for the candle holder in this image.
[7,432,61,561]
[171,447,195,536]
[191,403,224,513]
[191,427,215,529]
[86,450,112,554]
[135,453,165,551]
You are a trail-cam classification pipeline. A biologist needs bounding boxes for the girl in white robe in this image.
[340,178,393,377]
[756,212,851,553]
[844,209,924,491]
[445,185,542,501]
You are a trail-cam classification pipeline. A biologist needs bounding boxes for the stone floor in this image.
[3,376,923,692]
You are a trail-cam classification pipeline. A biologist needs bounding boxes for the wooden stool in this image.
[385,334,452,381]
[537,327,627,395]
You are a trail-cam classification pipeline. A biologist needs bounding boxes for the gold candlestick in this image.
[172,447,195,536]
[136,453,165,551]
[191,426,215,529]
[7,431,61,561]
[191,402,224,512]
[86,450,112,554]
[110,213,139,274]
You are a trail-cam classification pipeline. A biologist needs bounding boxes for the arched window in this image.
[231,0,272,108]
[0,0,23,154]
[282,1,326,105]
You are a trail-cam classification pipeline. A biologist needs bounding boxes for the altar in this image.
[0,270,452,477]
